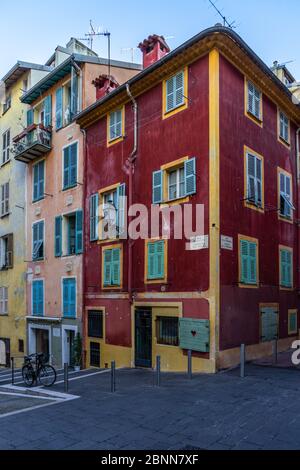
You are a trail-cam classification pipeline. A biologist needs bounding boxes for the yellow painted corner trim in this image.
[101,243,123,290]
[277,167,294,224]
[238,234,259,289]
[244,77,263,128]
[144,238,168,285]
[243,145,265,213]
[277,107,291,148]
[279,244,294,291]
[162,66,188,120]
[107,106,125,147]
[288,309,298,335]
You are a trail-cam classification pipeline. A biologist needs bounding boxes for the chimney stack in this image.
[92,74,119,100]
[138,35,170,69]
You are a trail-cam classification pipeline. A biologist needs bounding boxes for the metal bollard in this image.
[111,361,116,393]
[64,363,69,393]
[156,356,161,387]
[11,357,14,385]
[240,344,245,378]
[273,339,278,364]
[188,350,192,380]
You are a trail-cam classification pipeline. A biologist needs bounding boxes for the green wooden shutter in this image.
[71,66,79,117]
[70,143,77,187]
[104,250,112,286]
[248,242,257,284]
[184,158,196,196]
[153,170,163,204]
[33,281,43,316]
[175,71,184,107]
[44,95,52,127]
[27,109,34,127]
[147,243,156,279]
[166,76,175,112]
[112,248,121,286]
[240,240,249,283]
[75,210,83,254]
[289,312,297,334]
[33,164,39,201]
[156,241,165,279]
[261,307,278,342]
[90,194,98,241]
[117,184,126,237]
[56,88,63,130]
[55,216,62,257]
[69,279,76,318]
[63,146,70,189]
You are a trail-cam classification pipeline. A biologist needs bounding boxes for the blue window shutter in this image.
[33,222,44,260]
[38,281,44,316]
[27,109,34,127]
[71,67,79,118]
[44,95,52,127]
[33,165,39,201]
[104,250,112,286]
[248,242,257,284]
[55,216,62,257]
[90,194,99,241]
[166,76,175,112]
[33,281,43,316]
[185,158,196,196]
[32,282,37,315]
[175,71,184,107]
[70,279,76,317]
[156,241,165,278]
[153,170,163,204]
[112,248,121,286]
[240,240,249,284]
[63,279,76,318]
[63,146,70,189]
[75,209,83,254]
[70,143,77,187]
[33,160,45,202]
[63,280,69,317]
[56,88,63,130]
[147,243,156,279]
[117,184,126,237]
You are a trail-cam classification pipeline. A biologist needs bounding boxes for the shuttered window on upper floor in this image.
[165,70,185,113]
[32,280,44,317]
[63,278,76,318]
[63,142,78,190]
[32,220,44,261]
[279,111,290,143]
[103,247,121,287]
[240,238,258,286]
[146,240,166,281]
[33,160,45,202]
[0,287,8,315]
[279,172,294,220]
[90,194,99,242]
[0,182,9,217]
[247,81,262,121]
[246,152,263,208]
[109,109,123,142]
[280,248,293,289]
[2,129,10,164]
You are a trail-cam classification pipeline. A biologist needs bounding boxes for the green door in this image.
[135,309,152,368]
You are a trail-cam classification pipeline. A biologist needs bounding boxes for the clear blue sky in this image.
[1,0,300,79]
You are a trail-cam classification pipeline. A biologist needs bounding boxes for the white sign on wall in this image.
[221,236,233,251]
[53,328,61,338]
[188,235,209,251]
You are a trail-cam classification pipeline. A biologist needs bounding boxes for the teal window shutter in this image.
[63,146,70,189]
[33,165,39,201]
[44,95,52,127]
[240,240,249,284]
[32,280,44,316]
[27,109,34,127]
[104,250,112,286]
[63,143,77,189]
[153,170,163,204]
[75,210,83,254]
[240,240,257,285]
[56,88,63,130]
[281,249,292,288]
[63,278,76,318]
[55,216,62,257]
[147,241,165,280]
[71,66,79,118]
[90,194,99,242]
[166,71,184,113]
[117,184,126,237]
[184,158,196,196]
[33,160,45,202]
[33,221,44,260]
[112,248,121,286]
[248,242,257,284]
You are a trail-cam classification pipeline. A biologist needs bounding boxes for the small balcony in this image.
[13,124,52,163]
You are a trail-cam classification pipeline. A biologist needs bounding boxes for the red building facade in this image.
[78,27,300,372]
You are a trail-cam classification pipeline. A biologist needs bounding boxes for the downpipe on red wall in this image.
[81,127,88,368]
[126,84,138,305]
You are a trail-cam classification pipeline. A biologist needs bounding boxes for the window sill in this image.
[245,111,263,128]
[32,197,45,204]
[32,259,45,263]
[0,159,11,168]
[278,136,290,148]
[163,102,188,120]
[107,135,125,148]
[278,214,293,224]
[62,185,78,192]
[244,201,264,213]
[160,196,190,208]
[0,314,9,317]
[280,285,294,291]
[0,213,10,219]
[145,279,167,285]
[239,282,259,289]
[2,107,11,117]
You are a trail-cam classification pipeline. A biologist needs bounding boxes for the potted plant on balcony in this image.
[73,332,82,372]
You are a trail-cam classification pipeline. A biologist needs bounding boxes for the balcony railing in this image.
[13,124,52,163]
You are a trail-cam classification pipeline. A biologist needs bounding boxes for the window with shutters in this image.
[32,221,44,261]
[0,234,13,270]
[63,142,78,190]
[145,239,167,283]
[239,236,259,287]
[278,110,290,144]
[102,245,122,288]
[246,80,262,123]
[88,310,104,339]
[3,94,11,114]
[288,309,298,335]
[0,182,9,217]
[32,280,44,317]
[0,287,8,315]
[55,210,83,257]
[99,183,126,241]
[62,278,76,318]
[107,107,124,146]
[153,157,196,205]
[156,317,179,346]
[279,247,293,289]
[33,160,45,202]
[2,129,10,165]
[90,194,99,242]
[245,148,264,211]
[278,169,294,221]
[260,305,279,343]
[163,68,188,118]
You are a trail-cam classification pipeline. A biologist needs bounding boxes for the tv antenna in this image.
[78,21,112,76]
[208,0,236,29]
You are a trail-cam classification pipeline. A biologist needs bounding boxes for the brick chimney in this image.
[138,35,170,69]
[92,74,119,100]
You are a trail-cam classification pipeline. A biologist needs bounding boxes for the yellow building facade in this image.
[0,63,50,366]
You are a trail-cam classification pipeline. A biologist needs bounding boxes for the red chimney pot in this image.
[138,34,170,69]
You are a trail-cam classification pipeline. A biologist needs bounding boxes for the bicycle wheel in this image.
[22,365,35,387]
[38,365,57,387]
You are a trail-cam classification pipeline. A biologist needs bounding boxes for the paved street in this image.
[0,364,300,450]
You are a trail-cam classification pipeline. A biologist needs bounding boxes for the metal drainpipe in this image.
[126,84,138,304]
[296,128,300,293]
[81,127,88,368]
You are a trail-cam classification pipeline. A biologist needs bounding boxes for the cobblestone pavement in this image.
[0,364,300,450]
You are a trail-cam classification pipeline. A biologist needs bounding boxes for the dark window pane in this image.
[156,316,179,346]
[88,311,103,339]
[90,342,100,367]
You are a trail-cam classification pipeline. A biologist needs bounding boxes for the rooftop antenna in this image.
[208,0,236,29]
[78,21,111,76]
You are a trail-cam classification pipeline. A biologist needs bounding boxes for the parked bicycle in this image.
[22,353,57,387]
